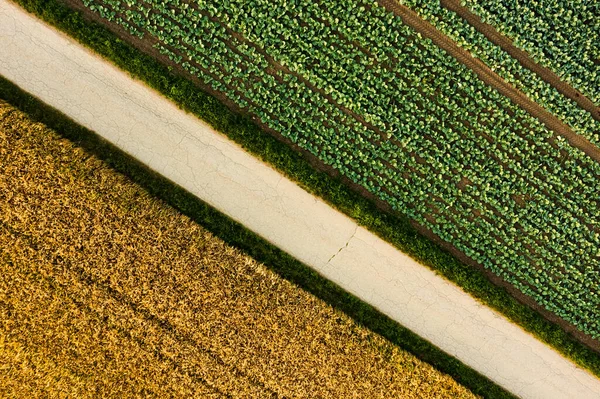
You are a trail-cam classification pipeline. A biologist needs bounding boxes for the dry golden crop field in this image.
[0,101,477,398]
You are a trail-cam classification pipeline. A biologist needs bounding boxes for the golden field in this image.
[0,101,477,398]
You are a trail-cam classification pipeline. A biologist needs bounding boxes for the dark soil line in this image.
[440,0,600,120]
[377,0,600,165]
[4,221,281,399]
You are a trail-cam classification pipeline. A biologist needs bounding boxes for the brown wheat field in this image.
[0,101,477,398]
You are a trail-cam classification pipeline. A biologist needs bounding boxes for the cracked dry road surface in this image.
[1,1,599,398]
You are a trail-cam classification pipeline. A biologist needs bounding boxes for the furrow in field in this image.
[376,0,600,163]
[439,0,599,121]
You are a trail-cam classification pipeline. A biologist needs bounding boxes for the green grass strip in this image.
[8,0,600,387]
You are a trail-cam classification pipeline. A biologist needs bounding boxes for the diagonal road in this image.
[0,1,599,397]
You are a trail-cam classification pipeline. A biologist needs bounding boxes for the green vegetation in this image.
[9,0,600,382]
[403,0,600,146]
[459,0,600,104]
[73,0,600,338]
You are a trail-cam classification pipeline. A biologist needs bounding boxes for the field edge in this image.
[0,75,516,399]
[6,0,600,381]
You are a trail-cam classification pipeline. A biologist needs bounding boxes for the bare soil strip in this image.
[0,101,477,398]
[440,0,600,120]
[378,0,600,163]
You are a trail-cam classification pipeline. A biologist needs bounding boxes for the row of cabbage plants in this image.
[402,0,600,148]
[457,0,600,105]
[79,0,600,337]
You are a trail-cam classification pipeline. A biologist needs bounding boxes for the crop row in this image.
[457,0,600,105]
[79,0,600,336]
[402,0,600,148]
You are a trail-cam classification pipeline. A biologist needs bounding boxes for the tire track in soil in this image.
[441,0,600,120]
[378,0,600,165]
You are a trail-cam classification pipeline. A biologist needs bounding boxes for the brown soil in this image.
[54,0,600,354]
[0,101,478,398]
[441,0,600,119]
[379,0,600,164]
[457,176,471,190]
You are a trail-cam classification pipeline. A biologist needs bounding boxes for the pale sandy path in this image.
[1,1,599,398]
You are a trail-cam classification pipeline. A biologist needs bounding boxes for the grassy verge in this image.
[5,0,599,388]
[0,100,479,398]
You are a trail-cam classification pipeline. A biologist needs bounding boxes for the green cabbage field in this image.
[403,0,600,147]
[79,0,600,339]
[458,0,600,104]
